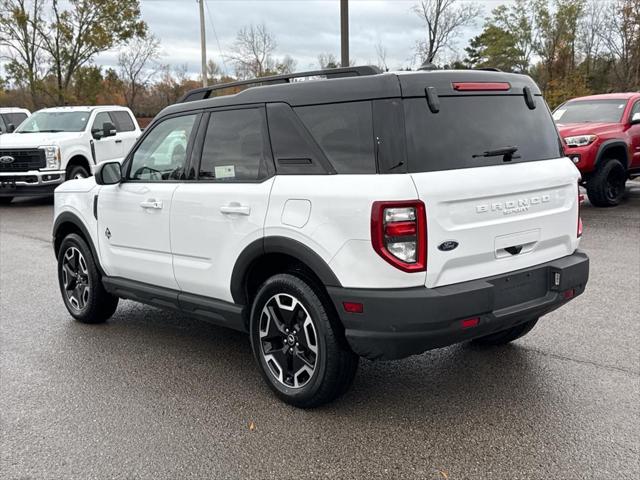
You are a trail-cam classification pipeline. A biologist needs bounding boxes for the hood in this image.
[555,122,622,137]
[55,176,97,194]
[0,131,84,148]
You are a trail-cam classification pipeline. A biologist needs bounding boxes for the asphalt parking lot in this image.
[1,182,639,480]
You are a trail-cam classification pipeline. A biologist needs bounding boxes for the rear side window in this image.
[110,111,136,132]
[295,102,376,174]
[404,96,562,172]
[199,108,273,182]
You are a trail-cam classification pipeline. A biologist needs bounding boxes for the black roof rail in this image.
[178,65,382,103]
[474,67,503,72]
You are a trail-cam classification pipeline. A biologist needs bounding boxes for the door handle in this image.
[140,199,163,209]
[115,139,123,144]
[220,203,251,215]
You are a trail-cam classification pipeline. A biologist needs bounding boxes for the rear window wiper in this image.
[472,146,520,161]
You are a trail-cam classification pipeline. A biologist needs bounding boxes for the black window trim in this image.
[191,103,277,184]
[121,111,204,184]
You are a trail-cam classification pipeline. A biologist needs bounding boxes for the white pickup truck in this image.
[0,106,140,203]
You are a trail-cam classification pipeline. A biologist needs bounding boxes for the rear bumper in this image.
[0,170,65,196]
[327,251,589,360]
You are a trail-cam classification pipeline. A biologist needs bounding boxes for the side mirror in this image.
[7,123,15,133]
[94,161,122,185]
[631,112,640,125]
[102,121,117,138]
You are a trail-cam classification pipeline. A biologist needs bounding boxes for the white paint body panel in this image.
[171,179,274,302]
[410,158,581,288]
[97,182,179,289]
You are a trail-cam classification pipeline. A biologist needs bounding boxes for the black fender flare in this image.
[52,212,104,275]
[595,140,630,169]
[230,236,342,304]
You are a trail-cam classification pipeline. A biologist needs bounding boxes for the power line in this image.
[204,0,229,76]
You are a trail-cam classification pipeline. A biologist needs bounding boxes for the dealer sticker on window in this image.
[215,165,235,179]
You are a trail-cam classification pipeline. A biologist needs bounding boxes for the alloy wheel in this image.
[61,247,90,311]
[259,293,318,389]
[605,166,625,201]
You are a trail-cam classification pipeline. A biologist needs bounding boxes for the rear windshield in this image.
[404,96,562,172]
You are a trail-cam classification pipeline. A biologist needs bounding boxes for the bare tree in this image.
[227,23,276,79]
[205,59,222,84]
[276,54,297,75]
[317,53,339,69]
[375,41,389,71]
[413,0,481,64]
[118,34,160,112]
[599,0,640,90]
[0,0,45,107]
[578,0,605,77]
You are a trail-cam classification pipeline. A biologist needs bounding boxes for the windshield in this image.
[16,111,90,133]
[553,99,627,124]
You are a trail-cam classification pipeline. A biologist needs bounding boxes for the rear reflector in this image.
[563,289,575,300]
[343,302,364,314]
[461,317,480,329]
[452,82,511,91]
[385,221,417,237]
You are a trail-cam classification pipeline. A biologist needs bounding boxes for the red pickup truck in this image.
[554,93,640,207]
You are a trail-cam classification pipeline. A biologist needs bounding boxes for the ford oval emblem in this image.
[0,155,15,164]
[438,240,459,252]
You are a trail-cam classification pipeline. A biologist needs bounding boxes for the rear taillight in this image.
[371,200,427,272]
[452,82,511,91]
[578,191,584,238]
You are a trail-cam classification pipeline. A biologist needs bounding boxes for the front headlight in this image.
[40,146,61,170]
[564,135,597,148]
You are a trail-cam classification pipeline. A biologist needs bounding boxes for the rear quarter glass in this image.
[404,95,562,173]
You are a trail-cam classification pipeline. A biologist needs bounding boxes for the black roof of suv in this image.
[164,66,542,116]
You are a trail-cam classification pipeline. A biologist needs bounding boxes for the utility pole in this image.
[340,0,349,67]
[199,0,207,87]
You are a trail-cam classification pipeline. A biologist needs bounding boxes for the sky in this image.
[93,0,513,77]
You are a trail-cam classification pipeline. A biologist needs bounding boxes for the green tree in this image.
[0,0,45,108]
[41,0,146,103]
[465,25,524,71]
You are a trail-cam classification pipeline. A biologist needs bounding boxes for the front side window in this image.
[16,111,90,133]
[128,114,197,181]
[294,102,376,174]
[92,112,113,133]
[199,108,273,181]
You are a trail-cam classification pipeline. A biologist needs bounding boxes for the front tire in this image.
[57,233,118,323]
[586,159,627,207]
[471,318,538,346]
[250,273,359,408]
[67,164,89,180]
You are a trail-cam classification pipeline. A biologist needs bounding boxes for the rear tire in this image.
[0,197,13,205]
[586,159,627,207]
[57,233,118,324]
[249,273,359,408]
[471,318,538,346]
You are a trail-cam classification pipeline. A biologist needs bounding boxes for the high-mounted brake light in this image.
[371,200,427,272]
[452,82,511,91]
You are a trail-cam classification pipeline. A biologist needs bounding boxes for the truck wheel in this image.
[250,273,359,408]
[586,159,627,207]
[67,164,89,180]
[0,197,13,205]
[471,318,538,346]
[57,233,118,324]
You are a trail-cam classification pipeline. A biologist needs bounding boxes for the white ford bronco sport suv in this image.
[0,106,140,203]
[53,67,590,407]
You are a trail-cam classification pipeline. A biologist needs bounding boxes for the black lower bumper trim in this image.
[327,251,589,360]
